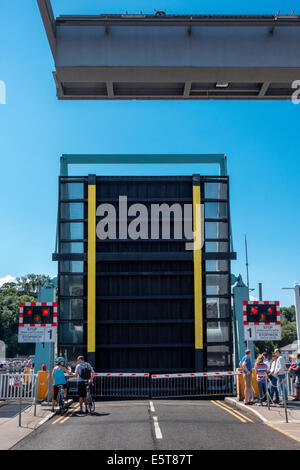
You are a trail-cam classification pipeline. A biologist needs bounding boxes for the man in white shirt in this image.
[274,349,287,402]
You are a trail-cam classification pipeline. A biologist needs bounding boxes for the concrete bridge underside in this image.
[38,1,300,100]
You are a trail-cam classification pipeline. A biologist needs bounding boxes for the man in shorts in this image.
[74,356,94,414]
[240,349,253,405]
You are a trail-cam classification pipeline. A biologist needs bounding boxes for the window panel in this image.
[205,242,228,253]
[60,223,84,240]
[205,202,228,219]
[206,274,229,296]
[60,275,84,296]
[207,344,231,368]
[205,260,229,272]
[60,299,84,320]
[60,261,84,273]
[206,320,231,343]
[205,222,228,239]
[61,203,84,220]
[204,183,227,200]
[61,183,84,200]
[59,322,84,345]
[206,298,231,319]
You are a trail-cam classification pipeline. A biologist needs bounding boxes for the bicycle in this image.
[85,381,95,414]
[57,384,66,414]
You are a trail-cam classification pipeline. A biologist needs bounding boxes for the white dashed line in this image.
[153,416,163,439]
[149,401,155,413]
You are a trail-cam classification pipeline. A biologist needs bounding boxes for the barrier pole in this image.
[265,375,270,410]
[18,376,22,427]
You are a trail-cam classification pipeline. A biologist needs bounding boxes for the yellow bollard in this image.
[36,371,53,401]
[236,368,244,401]
[236,368,259,400]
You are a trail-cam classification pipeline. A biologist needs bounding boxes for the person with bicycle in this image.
[51,357,69,413]
[74,356,94,414]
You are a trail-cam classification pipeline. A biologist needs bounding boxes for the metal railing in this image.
[0,372,37,400]
[151,372,237,398]
[67,373,150,399]
[66,371,238,399]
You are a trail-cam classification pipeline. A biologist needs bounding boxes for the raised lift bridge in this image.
[38,1,300,100]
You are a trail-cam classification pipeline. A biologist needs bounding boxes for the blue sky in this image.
[0,0,299,306]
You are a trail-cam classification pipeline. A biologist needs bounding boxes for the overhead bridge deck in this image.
[37,2,300,100]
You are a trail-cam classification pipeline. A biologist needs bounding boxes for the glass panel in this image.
[60,275,84,296]
[61,203,84,220]
[207,344,231,368]
[205,202,228,219]
[59,347,85,368]
[206,320,231,343]
[206,298,231,319]
[60,242,84,254]
[60,261,84,273]
[205,242,228,253]
[61,183,84,200]
[206,274,229,296]
[60,223,84,240]
[204,183,227,200]
[59,322,84,345]
[60,299,84,320]
[205,260,229,272]
[205,222,228,239]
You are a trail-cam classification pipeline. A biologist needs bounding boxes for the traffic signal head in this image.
[246,303,278,323]
[23,305,54,324]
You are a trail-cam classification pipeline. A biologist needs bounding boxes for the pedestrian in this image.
[262,352,271,372]
[254,354,268,406]
[239,349,254,405]
[274,349,287,402]
[74,356,95,414]
[269,353,280,404]
[289,353,300,401]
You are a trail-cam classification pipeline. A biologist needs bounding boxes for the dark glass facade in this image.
[55,175,234,372]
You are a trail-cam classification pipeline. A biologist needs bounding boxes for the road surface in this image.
[11,399,300,450]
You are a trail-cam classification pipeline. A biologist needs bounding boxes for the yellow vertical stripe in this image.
[193,185,203,350]
[87,184,96,353]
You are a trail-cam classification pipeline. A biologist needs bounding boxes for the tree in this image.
[0,274,51,358]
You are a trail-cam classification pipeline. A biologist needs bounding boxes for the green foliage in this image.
[254,306,297,356]
[0,274,51,358]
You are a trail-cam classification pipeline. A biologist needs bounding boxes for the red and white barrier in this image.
[151,371,241,379]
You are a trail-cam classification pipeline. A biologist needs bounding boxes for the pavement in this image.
[225,396,300,444]
[0,399,72,450]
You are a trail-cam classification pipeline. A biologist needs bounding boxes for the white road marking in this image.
[149,401,155,413]
[153,415,163,439]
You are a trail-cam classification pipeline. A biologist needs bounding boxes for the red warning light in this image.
[42,309,49,316]
[27,309,33,316]
[268,307,274,314]
[252,307,259,314]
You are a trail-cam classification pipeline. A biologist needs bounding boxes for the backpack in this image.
[78,363,91,380]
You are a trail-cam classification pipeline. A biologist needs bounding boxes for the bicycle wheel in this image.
[59,390,65,414]
[87,391,95,414]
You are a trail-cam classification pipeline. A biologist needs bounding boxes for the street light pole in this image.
[282,283,300,351]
